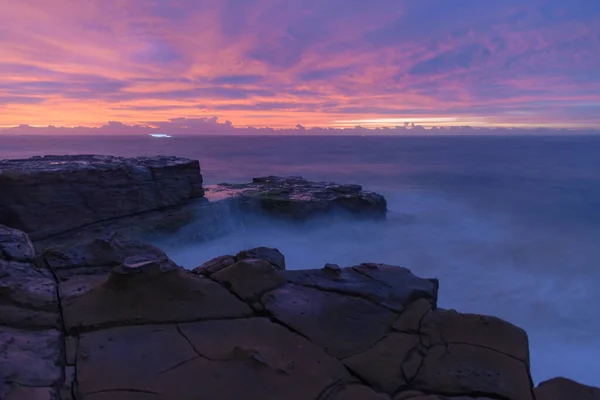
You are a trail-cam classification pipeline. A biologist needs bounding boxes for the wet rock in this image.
[534,377,600,400]
[205,176,387,220]
[236,246,286,270]
[285,263,438,312]
[0,327,62,393]
[60,261,252,333]
[192,254,236,276]
[212,258,286,302]
[77,318,349,400]
[262,284,398,358]
[0,155,204,240]
[0,225,36,262]
[43,232,176,280]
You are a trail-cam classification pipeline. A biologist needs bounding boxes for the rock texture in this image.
[1,223,598,399]
[205,176,387,220]
[0,155,204,240]
[0,225,62,399]
[534,378,600,400]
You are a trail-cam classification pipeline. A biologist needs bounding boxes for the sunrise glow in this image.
[0,0,599,134]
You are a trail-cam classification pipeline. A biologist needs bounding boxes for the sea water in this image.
[1,134,599,386]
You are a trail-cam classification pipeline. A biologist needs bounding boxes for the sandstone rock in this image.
[0,225,36,262]
[262,284,398,358]
[394,392,495,400]
[236,246,286,270]
[60,262,252,333]
[0,327,61,392]
[343,332,421,393]
[285,263,438,312]
[420,308,530,364]
[64,336,78,365]
[212,258,286,302]
[205,176,387,220]
[411,344,533,400]
[77,318,349,400]
[192,254,236,276]
[325,383,391,399]
[0,260,59,329]
[392,298,434,334]
[534,377,600,400]
[0,155,204,240]
[3,385,58,400]
[43,232,176,280]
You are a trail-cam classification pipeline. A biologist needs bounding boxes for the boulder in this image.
[236,246,286,270]
[204,176,387,220]
[534,377,600,400]
[0,155,204,240]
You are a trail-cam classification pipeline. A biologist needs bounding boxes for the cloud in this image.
[0,0,598,130]
[408,44,492,75]
[1,117,597,136]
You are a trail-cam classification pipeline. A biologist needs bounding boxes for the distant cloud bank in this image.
[1,117,597,136]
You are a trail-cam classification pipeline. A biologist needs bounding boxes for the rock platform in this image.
[0,155,204,240]
[1,225,597,400]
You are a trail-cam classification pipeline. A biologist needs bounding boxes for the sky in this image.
[1,0,599,134]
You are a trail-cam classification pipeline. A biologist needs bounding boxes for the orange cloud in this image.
[0,0,599,132]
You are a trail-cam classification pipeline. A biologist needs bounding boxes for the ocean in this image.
[1,134,599,386]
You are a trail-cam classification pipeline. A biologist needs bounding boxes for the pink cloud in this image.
[0,0,598,131]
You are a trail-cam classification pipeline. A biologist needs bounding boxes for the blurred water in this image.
[1,134,599,385]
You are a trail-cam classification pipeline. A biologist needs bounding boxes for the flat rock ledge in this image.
[205,176,387,220]
[2,225,596,400]
[0,155,204,240]
[1,156,389,248]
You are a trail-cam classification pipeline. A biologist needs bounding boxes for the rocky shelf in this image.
[0,155,598,400]
[205,176,387,220]
[0,155,204,240]
[1,225,598,400]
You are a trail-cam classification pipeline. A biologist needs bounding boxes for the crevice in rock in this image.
[350,267,393,289]
[42,255,73,400]
[156,355,201,377]
[314,377,357,400]
[85,388,161,396]
[437,340,529,365]
[175,324,204,359]
[286,282,402,314]
[68,314,255,335]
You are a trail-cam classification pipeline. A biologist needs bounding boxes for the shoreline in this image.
[0,154,598,399]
